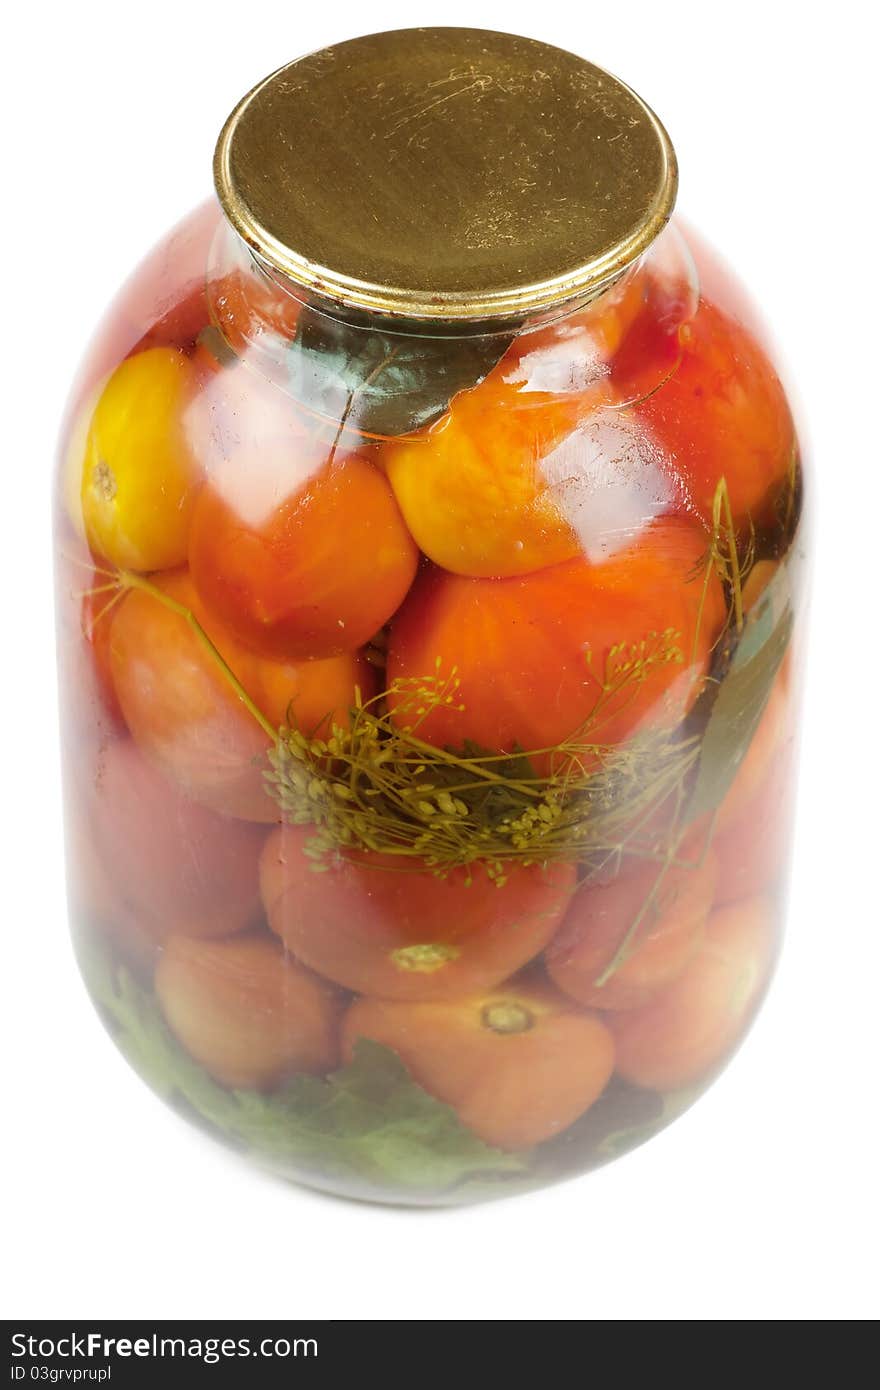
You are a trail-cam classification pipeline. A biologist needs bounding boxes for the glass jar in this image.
[55,28,807,1205]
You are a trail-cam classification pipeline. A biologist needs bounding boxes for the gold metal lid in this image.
[214,28,677,322]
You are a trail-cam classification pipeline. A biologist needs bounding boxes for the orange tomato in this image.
[631,297,795,529]
[80,740,264,942]
[186,361,419,661]
[387,516,725,768]
[383,270,657,578]
[546,853,717,1011]
[609,895,778,1090]
[109,569,372,822]
[343,983,615,1149]
[156,934,341,1089]
[260,826,576,1001]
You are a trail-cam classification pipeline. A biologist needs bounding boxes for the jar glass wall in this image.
[55,198,805,1203]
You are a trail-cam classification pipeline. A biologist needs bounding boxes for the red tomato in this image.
[546,853,717,1011]
[609,895,778,1090]
[713,752,796,907]
[387,516,725,769]
[55,542,127,736]
[609,258,692,412]
[260,825,576,1001]
[186,266,305,390]
[208,262,303,355]
[631,297,795,529]
[109,569,374,823]
[186,362,419,661]
[63,767,160,976]
[135,280,211,356]
[123,202,220,353]
[342,982,615,1150]
[76,740,265,942]
[156,934,341,1089]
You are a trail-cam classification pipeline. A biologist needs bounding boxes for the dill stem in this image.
[711,477,744,635]
[90,587,127,629]
[397,731,547,798]
[723,492,744,635]
[76,580,122,597]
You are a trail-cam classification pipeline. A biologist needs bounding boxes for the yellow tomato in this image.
[381,277,647,579]
[383,380,585,578]
[59,383,101,541]
[77,347,201,570]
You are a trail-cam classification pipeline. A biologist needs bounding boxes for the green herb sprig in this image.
[80,948,526,1196]
[266,648,703,882]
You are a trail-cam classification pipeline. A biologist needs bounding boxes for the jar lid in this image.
[214,28,677,322]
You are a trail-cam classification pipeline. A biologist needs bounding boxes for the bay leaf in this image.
[686,605,793,824]
[287,312,513,438]
[735,560,793,668]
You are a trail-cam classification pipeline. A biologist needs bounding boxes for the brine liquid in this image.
[56,204,805,1204]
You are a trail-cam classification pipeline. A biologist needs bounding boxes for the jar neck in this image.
[203,216,699,444]
[208,218,660,337]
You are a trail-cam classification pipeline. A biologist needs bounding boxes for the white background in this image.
[3,0,878,1322]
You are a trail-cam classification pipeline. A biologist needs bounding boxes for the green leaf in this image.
[734,560,793,668]
[686,604,793,824]
[79,948,526,1195]
[287,313,512,437]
